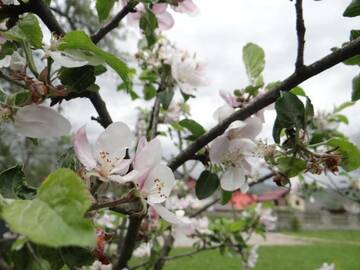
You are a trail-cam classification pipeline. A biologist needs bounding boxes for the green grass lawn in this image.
[130,231,360,270]
[285,230,360,243]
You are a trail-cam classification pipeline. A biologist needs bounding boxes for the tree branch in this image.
[295,0,306,71]
[147,96,161,140]
[91,0,139,44]
[168,38,360,172]
[88,91,113,128]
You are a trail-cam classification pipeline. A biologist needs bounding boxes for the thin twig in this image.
[91,0,139,44]
[0,71,26,89]
[295,0,306,70]
[50,6,77,30]
[147,96,161,140]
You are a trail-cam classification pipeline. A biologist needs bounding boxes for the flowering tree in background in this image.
[0,0,359,269]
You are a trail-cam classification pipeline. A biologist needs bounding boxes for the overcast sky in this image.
[63,0,360,144]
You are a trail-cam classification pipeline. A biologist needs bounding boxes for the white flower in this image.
[89,260,112,270]
[125,137,182,224]
[10,52,26,73]
[246,245,259,269]
[73,122,134,183]
[133,242,152,257]
[14,105,71,139]
[316,263,335,270]
[255,204,277,231]
[171,0,199,15]
[96,211,117,229]
[173,211,209,237]
[164,102,182,123]
[209,117,262,191]
[171,54,208,95]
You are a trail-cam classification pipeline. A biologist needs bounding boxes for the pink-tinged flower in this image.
[171,54,209,95]
[14,105,71,139]
[127,3,174,31]
[73,122,134,183]
[210,136,256,191]
[126,137,181,224]
[171,0,199,15]
[219,90,241,108]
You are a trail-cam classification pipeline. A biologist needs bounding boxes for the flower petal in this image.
[14,105,71,139]
[172,0,199,15]
[220,167,247,191]
[152,3,168,13]
[209,135,230,163]
[48,51,88,68]
[156,11,175,30]
[213,104,234,122]
[110,159,132,175]
[94,121,133,163]
[73,126,97,170]
[228,117,262,140]
[144,164,175,204]
[134,138,162,171]
[150,203,183,224]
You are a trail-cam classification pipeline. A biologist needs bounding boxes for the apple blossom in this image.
[219,90,241,108]
[126,137,182,224]
[316,263,335,270]
[171,0,199,15]
[173,210,209,237]
[73,122,134,183]
[255,204,277,231]
[133,242,152,257]
[127,3,174,31]
[171,53,209,95]
[14,105,71,139]
[89,260,112,270]
[9,52,26,73]
[246,245,259,269]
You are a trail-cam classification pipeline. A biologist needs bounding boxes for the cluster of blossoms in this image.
[127,0,198,31]
[316,263,335,270]
[74,122,181,223]
[209,90,269,191]
[137,37,209,95]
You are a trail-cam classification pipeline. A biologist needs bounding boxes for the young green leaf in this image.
[351,73,360,101]
[290,86,306,97]
[0,165,36,199]
[143,83,157,100]
[58,31,131,90]
[343,0,360,17]
[327,138,360,171]
[272,117,283,144]
[5,14,43,48]
[242,43,265,87]
[179,119,206,139]
[195,170,220,200]
[275,92,305,129]
[2,168,96,248]
[59,66,96,92]
[277,157,306,178]
[96,0,116,22]
[139,9,158,47]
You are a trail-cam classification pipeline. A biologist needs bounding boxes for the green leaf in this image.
[277,157,306,178]
[305,97,314,124]
[139,9,158,47]
[331,114,349,125]
[275,92,305,129]
[0,165,36,199]
[242,43,265,87]
[350,29,360,40]
[265,81,281,92]
[179,119,206,139]
[5,14,43,48]
[327,138,360,171]
[140,70,158,82]
[334,101,355,113]
[272,117,283,144]
[59,66,96,92]
[343,0,360,17]
[58,31,131,90]
[351,74,360,101]
[195,170,220,200]
[221,190,232,205]
[143,83,157,100]
[96,0,116,21]
[2,168,96,248]
[13,91,32,106]
[290,86,306,96]
[158,90,174,110]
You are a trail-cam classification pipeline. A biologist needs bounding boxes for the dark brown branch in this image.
[29,0,65,36]
[91,0,139,44]
[147,96,161,140]
[295,0,306,70]
[88,91,113,128]
[168,37,360,172]
[114,216,143,270]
